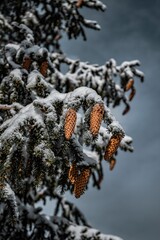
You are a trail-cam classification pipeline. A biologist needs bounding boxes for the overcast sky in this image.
[46,1,160,240]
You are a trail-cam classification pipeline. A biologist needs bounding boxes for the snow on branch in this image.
[67,225,123,240]
[0,2,144,236]
[0,28,144,118]
[0,86,126,196]
[0,0,106,50]
[50,54,144,114]
[0,183,19,222]
[0,24,143,203]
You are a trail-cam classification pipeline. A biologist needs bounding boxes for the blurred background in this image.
[46,1,160,239]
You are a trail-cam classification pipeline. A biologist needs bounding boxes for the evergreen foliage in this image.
[0,1,143,239]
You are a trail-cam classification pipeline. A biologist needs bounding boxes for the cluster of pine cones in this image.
[22,55,123,198]
[64,103,123,198]
[22,55,48,77]
[68,162,91,198]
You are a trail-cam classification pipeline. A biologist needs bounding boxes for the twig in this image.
[0,104,12,110]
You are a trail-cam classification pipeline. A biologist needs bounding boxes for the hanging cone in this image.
[22,55,32,71]
[109,157,116,171]
[74,168,91,198]
[129,87,136,101]
[125,79,134,91]
[90,103,104,136]
[64,109,77,140]
[122,104,130,115]
[68,162,78,185]
[104,134,122,160]
[40,60,48,77]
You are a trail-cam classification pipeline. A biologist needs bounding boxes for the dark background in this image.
[47,1,160,239]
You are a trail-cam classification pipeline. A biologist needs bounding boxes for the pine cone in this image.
[74,168,91,198]
[22,56,32,71]
[109,157,116,171]
[125,79,134,91]
[122,104,130,115]
[40,61,48,77]
[129,87,136,101]
[90,103,104,136]
[64,109,77,140]
[104,134,122,160]
[68,162,78,184]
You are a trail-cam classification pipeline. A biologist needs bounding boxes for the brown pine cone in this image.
[109,157,116,171]
[68,162,78,185]
[40,61,48,77]
[129,87,136,101]
[90,103,104,136]
[104,134,122,160]
[22,56,32,71]
[125,79,134,91]
[122,104,130,115]
[74,168,91,198]
[64,109,77,140]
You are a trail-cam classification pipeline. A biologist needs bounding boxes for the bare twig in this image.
[0,104,12,110]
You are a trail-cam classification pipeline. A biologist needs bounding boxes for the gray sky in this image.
[47,1,160,240]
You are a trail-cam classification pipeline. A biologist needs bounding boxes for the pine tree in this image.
[0,1,144,239]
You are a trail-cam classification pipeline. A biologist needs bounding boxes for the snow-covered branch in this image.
[0,1,144,239]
